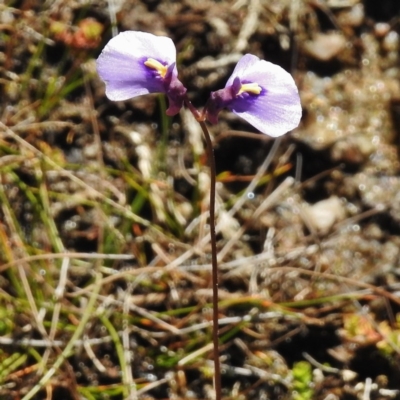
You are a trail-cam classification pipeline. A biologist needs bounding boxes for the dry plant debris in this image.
[0,0,400,399]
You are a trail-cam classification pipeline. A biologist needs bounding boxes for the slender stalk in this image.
[185,97,222,398]
[181,97,221,397]
[198,119,221,400]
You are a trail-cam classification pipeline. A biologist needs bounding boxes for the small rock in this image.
[303,33,346,61]
[303,196,346,234]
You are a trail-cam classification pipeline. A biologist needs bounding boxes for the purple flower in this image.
[96,31,187,116]
[205,54,301,137]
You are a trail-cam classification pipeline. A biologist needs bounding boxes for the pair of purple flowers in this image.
[96,31,301,137]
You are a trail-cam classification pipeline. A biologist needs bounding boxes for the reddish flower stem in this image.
[185,98,221,400]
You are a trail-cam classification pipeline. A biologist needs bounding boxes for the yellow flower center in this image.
[144,58,168,78]
[237,82,262,96]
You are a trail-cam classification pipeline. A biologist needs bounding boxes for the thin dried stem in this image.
[22,273,102,400]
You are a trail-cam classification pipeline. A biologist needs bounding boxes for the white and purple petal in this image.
[96,31,177,101]
[228,54,301,137]
[206,54,301,137]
